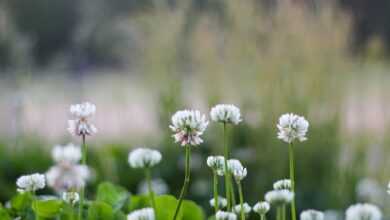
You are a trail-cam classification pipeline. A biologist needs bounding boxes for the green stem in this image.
[145,168,157,211]
[237,181,245,220]
[260,214,265,220]
[276,207,281,220]
[288,143,297,220]
[213,171,219,213]
[230,176,236,207]
[172,146,191,220]
[79,135,86,220]
[222,123,231,210]
[282,205,286,220]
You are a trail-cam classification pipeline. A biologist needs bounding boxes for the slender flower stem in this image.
[282,205,286,220]
[276,207,281,220]
[213,171,219,213]
[222,122,231,210]
[288,143,297,220]
[229,177,236,206]
[260,214,265,220]
[237,181,245,220]
[79,135,86,220]
[173,146,191,220]
[145,168,156,211]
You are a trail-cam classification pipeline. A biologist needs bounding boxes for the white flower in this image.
[169,110,209,146]
[207,156,225,176]
[387,181,390,195]
[68,102,97,136]
[46,164,90,193]
[128,148,162,168]
[137,178,169,195]
[210,104,242,125]
[216,211,237,220]
[277,113,309,143]
[273,179,292,190]
[300,210,324,220]
[227,159,247,181]
[127,208,155,220]
[233,203,251,215]
[345,203,382,220]
[52,143,81,164]
[209,196,228,209]
[253,201,270,215]
[16,173,46,192]
[62,191,80,205]
[265,190,294,205]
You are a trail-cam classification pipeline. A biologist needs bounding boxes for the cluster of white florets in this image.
[253,201,270,215]
[62,191,80,205]
[127,208,155,220]
[128,148,162,168]
[52,143,82,165]
[227,159,247,182]
[210,104,242,125]
[345,203,382,220]
[209,196,228,209]
[273,179,292,190]
[207,156,225,176]
[68,102,97,136]
[16,173,46,193]
[277,113,309,143]
[216,211,237,220]
[233,203,251,215]
[300,209,324,220]
[265,189,294,206]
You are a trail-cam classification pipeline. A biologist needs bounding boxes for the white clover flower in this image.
[216,211,237,220]
[127,208,155,220]
[209,196,228,209]
[265,190,294,206]
[277,113,309,143]
[137,178,169,195]
[210,104,242,125]
[169,110,209,146]
[207,156,225,176]
[62,191,80,205]
[227,159,247,181]
[233,203,251,215]
[253,201,270,215]
[46,164,90,193]
[128,148,162,168]
[300,209,325,220]
[345,203,382,220]
[387,181,390,195]
[273,179,292,190]
[52,143,81,164]
[68,102,97,136]
[16,173,46,192]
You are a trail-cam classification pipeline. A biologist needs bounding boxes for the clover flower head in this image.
[277,113,309,143]
[209,196,228,209]
[216,211,237,220]
[46,164,90,193]
[233,203,252,215]
[52,143,81,164]
[273,179,292,190]
[300,209,325,220]
[387,181,390,195]
[16,173,46,193]
[345,203,382,220]
[128,148,162,168]
[227,159,247,181]
[207,156,225,176]
[265,189,294,206]
[127,208,155,220]
[210,104,242,125]
[138,178,169,195]
[68,102,97,136]
[253,201,270,215]
[169,110,209,146]
[62,191,80,205]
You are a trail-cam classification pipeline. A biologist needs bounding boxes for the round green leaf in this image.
[96,182,130,211]
[32,199,63,218]
[87,201,114,220]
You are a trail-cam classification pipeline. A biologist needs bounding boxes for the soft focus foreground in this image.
[1,1,390,220]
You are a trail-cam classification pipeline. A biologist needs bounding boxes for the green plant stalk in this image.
[222,123,232,210]
[145,168,157,211]
[173,146,191,220]
[288,143,297,220]
[213,171,219,213]
[237,181,245,220]
[229,177,236,206]
[282,205,286,220]
[276,207,281,220]
[260,214,265,220]
[79,135,86,220]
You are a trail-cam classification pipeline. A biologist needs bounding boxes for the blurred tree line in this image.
[0,0,389,72]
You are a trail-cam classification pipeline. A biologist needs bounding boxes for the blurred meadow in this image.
[1,0,390,219]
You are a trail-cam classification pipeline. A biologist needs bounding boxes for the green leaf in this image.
[0,204,11,220]
[59,203,77,220]
[126,195,150,212]
[114,211,127,220]
[96,182,130,211]
[87,201,115,220]
[32,199,63,219]
[155,195,182,220]
[181,200,205,220]
[11,193,33,212]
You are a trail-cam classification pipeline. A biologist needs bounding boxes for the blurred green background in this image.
[1,0,390,219]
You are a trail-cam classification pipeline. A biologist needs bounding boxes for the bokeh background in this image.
[1,0,390,219]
